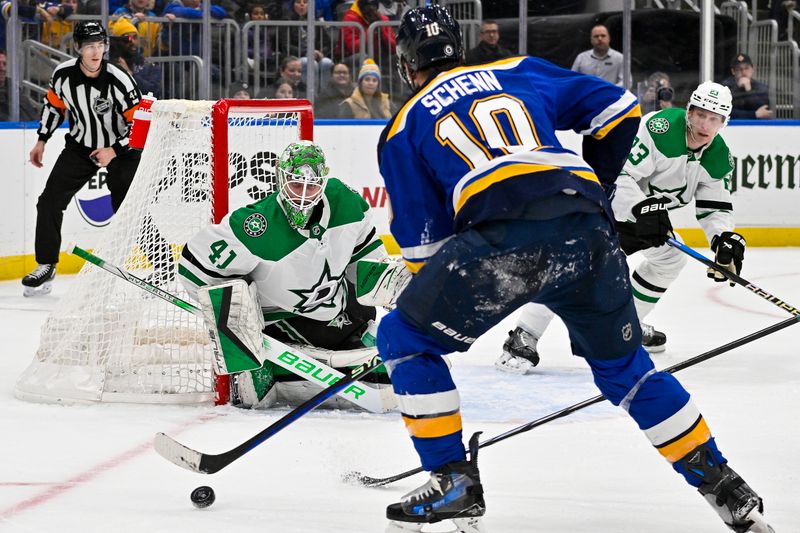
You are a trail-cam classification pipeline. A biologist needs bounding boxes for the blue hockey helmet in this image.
[396,5,464,90]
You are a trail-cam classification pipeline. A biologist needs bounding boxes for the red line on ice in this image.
[0,412,222,520]
[705,272,795,319]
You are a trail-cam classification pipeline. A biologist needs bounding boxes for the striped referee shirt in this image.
[37,58,141,153]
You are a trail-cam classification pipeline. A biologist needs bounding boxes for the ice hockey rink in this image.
[1,247,798,533]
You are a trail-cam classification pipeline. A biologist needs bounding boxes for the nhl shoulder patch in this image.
[243,213,268,237]
[648,116,670,134]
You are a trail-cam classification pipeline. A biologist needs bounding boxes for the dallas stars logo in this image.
[647,184,688,208]
[289,260,344,313]
[243,213,267,237]
[648,117,670,134]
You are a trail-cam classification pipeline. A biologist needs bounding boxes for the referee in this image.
[25,21,142,296]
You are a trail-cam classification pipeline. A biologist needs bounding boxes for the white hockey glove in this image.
[197,279,265,375]
[355,257,412,308]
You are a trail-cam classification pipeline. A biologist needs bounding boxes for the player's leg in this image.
[104,148,141,212]
[495,303,554,374]
[24,142,96,295]
[586,350,770,532]
[546,222,769,532]
[378,215,609,527]
[630,239,688,353]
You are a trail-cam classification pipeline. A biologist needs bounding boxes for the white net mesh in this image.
[15,99,309,404]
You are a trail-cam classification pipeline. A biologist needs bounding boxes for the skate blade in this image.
[643,344,666,354]
[23,283,53,297]
[742,508,775,533]
[386,517,485,533]
[494,354,535,375]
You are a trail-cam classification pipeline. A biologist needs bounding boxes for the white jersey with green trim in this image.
[611,108,735,242]
[178,178,386,323]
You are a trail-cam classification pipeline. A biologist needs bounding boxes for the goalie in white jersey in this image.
[178,141,397,408]
[499,82,747,374]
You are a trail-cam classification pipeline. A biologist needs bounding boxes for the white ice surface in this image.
[1,248,798,532]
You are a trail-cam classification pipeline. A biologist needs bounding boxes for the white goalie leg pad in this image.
[356,258,412,308]
[197,279,265,375]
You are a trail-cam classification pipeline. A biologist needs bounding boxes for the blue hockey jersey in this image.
[377,55,641,272]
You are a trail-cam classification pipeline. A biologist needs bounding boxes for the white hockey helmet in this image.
[687,81,733,122]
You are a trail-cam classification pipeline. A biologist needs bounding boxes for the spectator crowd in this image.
[0,1,792,121]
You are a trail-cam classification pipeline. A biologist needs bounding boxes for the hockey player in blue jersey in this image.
[375,6,772,533]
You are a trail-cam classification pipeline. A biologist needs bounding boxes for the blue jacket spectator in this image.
[162,0,227,56]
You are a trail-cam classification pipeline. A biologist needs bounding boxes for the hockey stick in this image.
[68,245,393,413]
[155,356,384,474]
[346,313,800,487]
[667,237,800,316]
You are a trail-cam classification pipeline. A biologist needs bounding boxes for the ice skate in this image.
[495,327,540,374]
[387,433,485,532]
[640,322,667,353]
[680,444,774,533]
[21,264,56,297]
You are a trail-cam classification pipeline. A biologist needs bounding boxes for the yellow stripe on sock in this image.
[656,417,712,463]
[403,412,463,439]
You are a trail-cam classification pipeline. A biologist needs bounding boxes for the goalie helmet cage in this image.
[14,98,313,405]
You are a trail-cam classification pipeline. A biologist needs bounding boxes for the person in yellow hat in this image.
[112,0,161,57]
[339,58,392,119]
[109,17,162,97]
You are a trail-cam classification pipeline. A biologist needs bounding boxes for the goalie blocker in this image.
[197,279,394,411]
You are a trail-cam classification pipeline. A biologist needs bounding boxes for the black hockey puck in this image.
[190,485,215,509]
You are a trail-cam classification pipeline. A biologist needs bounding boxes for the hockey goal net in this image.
[15,99,313,405]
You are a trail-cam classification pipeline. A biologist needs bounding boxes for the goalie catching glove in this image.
[197,279,266,375]
[615,197,673,255]
[355,257,412,308]
[708,231,746,286]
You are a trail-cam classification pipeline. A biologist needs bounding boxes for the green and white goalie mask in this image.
[276,141,330,229]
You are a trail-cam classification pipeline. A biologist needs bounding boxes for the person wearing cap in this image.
[339,58,391,119]
[109,17,162,97]
[112,0,161,57]
[465,20,513,66]
[227,81,252,99]
[720,53,772,119]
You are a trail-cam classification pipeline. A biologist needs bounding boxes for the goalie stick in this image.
[155,356,384,474]
[667,237,800,316]
[67,244,394,413]
[345,313,800,487]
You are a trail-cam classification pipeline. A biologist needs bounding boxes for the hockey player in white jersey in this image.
[178,141,394,408]
[498,81,746,374]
